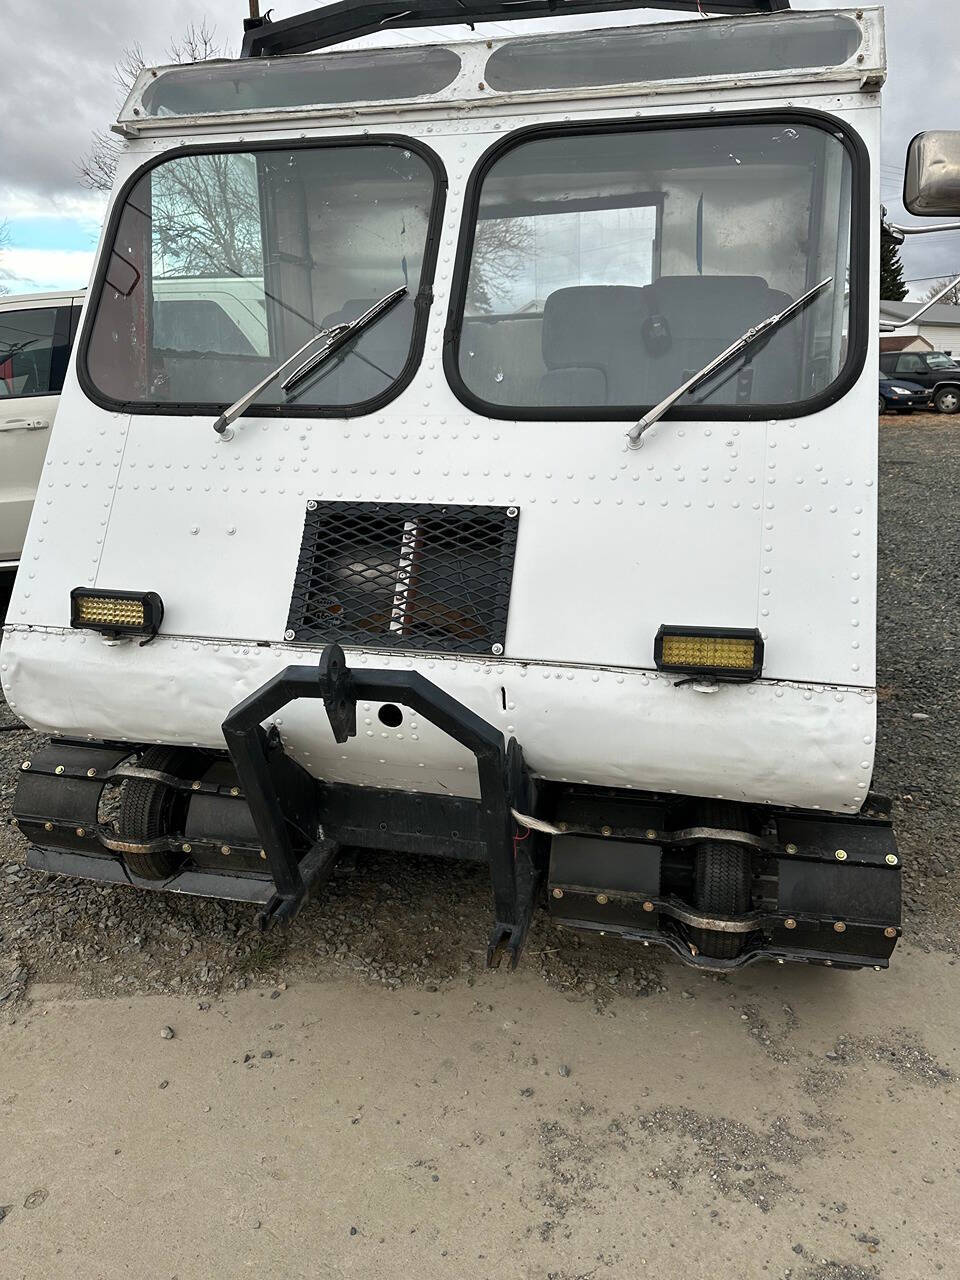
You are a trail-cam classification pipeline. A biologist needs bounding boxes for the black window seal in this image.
[67,303,83,346]
[49,305,74,395]
[442,109,870,423]
[77,135,447,420]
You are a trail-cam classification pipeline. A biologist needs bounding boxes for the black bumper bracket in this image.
[222,644,540,965]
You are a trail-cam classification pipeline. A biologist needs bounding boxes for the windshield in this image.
[451,118,858,416]
[84,142,440,413]
[927,353,960,369]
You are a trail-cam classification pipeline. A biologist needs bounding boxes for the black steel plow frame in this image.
[221,644,539,967]
[242,0,790,59]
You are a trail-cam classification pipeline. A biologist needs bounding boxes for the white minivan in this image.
[0,290,84,568]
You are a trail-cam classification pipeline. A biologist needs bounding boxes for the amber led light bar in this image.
[70,588,164,639]
[654,625,764,681]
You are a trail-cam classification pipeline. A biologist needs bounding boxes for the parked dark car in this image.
[878,350,960,413]
[878,376,932,414]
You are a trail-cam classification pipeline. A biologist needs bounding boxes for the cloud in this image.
[0,191,107,227]
[0,0,240,208]
[0,247,95,296]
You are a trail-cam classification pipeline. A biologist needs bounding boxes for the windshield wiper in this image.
[626,277,834,448]
[212,286,407,436]
[280,287,407,396]
[212,329,332,436]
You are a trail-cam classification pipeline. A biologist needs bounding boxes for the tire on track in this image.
[687,802,753,960]
[116,745,203,881]
[689,840,753,959]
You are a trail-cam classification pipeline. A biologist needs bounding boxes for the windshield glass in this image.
[452,119,856,416]
[85,142,439,413]
[927,353,959,369]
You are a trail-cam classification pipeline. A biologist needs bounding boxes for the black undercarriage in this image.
[12,645,901,974]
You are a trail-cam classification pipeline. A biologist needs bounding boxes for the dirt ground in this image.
[1,416,959,1280]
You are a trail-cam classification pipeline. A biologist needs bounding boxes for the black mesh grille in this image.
[286,502,519,654]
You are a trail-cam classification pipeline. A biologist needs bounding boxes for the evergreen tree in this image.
[880,229,908,302]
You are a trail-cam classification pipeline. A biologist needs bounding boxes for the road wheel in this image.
[934,386,960,414]
[689,840,752,960]
[878,395,887,415]
[116,745,201,880]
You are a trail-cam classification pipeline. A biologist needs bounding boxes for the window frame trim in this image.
[77,134,448,420]
[442,108,871,423]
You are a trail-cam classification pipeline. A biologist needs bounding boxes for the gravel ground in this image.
[0,414,958,1008]
[873,414,960,951]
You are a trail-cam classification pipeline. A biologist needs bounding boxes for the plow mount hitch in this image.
[221,644,541,966]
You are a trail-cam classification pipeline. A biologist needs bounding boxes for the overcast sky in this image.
[0,0,958,298]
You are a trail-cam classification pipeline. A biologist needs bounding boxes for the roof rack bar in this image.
[241,0,790,59]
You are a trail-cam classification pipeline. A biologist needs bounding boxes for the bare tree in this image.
[153,153,262,278]
[922,276,960,306]
[166,20,224,66]
[0,220,10,296]
[78,19,227,194]
[468,218,537,314]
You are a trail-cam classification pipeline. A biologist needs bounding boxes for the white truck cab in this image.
[0,290,83,566]
[7,0,954,976]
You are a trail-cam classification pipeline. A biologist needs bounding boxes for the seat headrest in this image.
[541,286,649,370]
[643,275,786,324]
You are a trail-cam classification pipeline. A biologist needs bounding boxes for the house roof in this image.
[880,335,933,352]
[879,300,960,326]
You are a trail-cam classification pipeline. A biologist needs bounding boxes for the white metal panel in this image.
[0,627,875,813]
[91,406,767,668]
[756,103,881,687]
[87,103,875,684]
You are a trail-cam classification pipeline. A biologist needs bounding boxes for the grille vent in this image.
[286,502,519,654]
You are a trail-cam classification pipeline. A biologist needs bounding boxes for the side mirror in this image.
[905,132,960,216]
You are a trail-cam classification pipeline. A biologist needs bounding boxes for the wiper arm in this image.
[212,328,333,436]
[280,286,407,395]
[626,277,833,448]
[211,286,406,437]
[0,338,41,361]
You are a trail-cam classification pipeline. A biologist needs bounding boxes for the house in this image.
[879,300,960,355]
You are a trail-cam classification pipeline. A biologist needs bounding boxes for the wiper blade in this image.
[626,277,833,448]
[211,286,407,436]
[0,338,41,361]
[280,286,407,395]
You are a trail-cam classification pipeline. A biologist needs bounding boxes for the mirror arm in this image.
[882,205,960,246]
[880,273,960,332]
[887,222,960,239]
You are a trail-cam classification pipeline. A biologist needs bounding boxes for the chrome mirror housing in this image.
[905,132,960,216]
